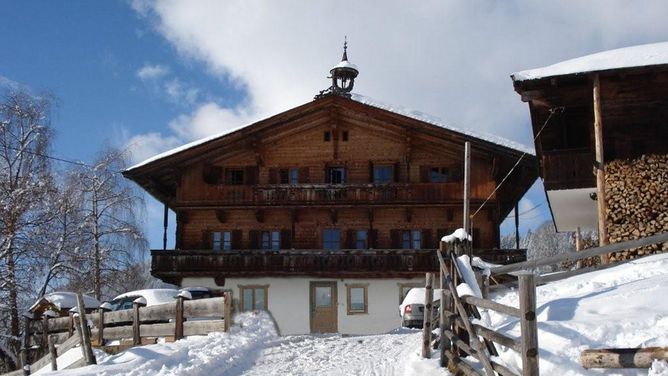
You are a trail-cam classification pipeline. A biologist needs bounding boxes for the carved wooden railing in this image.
[177,182,496,206]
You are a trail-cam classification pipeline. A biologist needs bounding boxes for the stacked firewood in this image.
[605,154,668,261]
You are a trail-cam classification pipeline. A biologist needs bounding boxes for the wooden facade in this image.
[124,95,537,285]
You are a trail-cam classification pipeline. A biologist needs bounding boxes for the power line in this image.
[3,145,124,174]
[471,106,564,220]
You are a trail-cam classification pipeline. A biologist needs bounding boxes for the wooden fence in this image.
[7,292,232,375]
[425,240,538,376]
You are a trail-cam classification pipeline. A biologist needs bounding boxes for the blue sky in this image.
[3,1,668,249]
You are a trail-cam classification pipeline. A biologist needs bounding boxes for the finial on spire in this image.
[342,36,348,61]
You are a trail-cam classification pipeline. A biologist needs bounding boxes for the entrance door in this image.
[310,281,338,333]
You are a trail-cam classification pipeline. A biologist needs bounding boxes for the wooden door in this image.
[310,281,338,333]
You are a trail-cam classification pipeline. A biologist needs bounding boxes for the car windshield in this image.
[109,296,139,311]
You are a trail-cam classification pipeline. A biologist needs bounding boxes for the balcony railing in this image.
[542,149,595,190]
[177,182,495,206]
[150,248,525,281]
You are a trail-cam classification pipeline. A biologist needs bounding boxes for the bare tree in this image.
[0,90,53,345]
[75,148,147,300]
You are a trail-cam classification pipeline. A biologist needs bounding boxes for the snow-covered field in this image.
[41,252,668,375]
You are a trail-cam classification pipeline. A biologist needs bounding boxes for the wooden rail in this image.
[490,232,668,277]
[10,292,233,375]
[431,240,538,376]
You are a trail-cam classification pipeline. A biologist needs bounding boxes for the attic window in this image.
[324,131,331,142]
[342,131,349,141]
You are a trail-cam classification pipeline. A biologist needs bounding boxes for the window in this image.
[346,284,368,314]
[373,165,393,184]
[355,230,368,249]
[430,167,449,183]
[228,169,245,185]
[240,285,268,311]
[402,230,421,249]
[290,168,299,184]
[261,231,281,250]
[323,229,341,250]
[327,167,346,184]
[342,131,349,141]
[324,131,331,142]
[212,231,232,251]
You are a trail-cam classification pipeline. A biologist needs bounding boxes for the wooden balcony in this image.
[542,149,595,190]
[177,182,494,207]
[150,248,526,283]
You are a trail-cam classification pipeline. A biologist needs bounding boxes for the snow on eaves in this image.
[350,94,534,155]
[126,94,534,172]
[513,41,668,82]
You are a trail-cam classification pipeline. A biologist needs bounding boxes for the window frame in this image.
[228,169,245,185]
[373,165,394,184]
[260,230,281,250]
[323,228,341,250]
[355,230,368,249]
[401,230,422,249]
[346,283,368,315]
[328,167,346,184]
[430,167,450,183]
[212,231,232,251]
[289,168,299,184]
[239,285,269,311]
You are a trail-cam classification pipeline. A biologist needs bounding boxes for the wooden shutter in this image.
[450,165,464,181]
[394,162,400,183]
[419,165,431,183]
[202,165,222,185]
[325,167,331,183]
[280,230,292,249]
[245,166,257,185]
[231,230,242,250]
[369,161,375,183]
[298,167,309,183]
[421,229,433,249]
[201,230,211,249]
[249,230,260,249]
[268,168,278,184]
[369,230,379,249]
[390,230,401,249]
[346,230,355,249]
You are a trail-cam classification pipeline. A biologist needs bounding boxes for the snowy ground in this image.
[40,252,668,375]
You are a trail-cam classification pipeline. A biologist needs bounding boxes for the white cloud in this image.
[136,64,170,81]
[125,131,182,164]
[164,78,199,105]
[124,1,668,237]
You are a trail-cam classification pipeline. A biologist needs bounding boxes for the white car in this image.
[399,288,442,328]
[108,287,212,311]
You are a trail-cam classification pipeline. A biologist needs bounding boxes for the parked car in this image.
[108,287,213,311]
[399,288,442,328]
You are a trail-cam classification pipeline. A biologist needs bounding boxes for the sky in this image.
[2,1,668,249]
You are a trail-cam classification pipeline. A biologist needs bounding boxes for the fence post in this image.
[48,335,57,371]
[96,308,105,346]
[519,272,539,376]
[175,295,185,340]
[224,291,232,332]
[132,299,146,346]
[421,272,434,358]
[76,293,96,365]
[439,241,451,368]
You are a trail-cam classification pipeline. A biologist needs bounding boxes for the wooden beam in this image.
[581,347,668,369]
[593,74,610,263]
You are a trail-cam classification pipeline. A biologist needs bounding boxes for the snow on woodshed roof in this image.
[512,41,668,82]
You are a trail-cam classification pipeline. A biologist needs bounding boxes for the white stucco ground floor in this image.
[181,276,425,335]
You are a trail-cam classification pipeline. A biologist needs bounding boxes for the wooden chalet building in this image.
[124,46,537,335]
[512,42,668,254]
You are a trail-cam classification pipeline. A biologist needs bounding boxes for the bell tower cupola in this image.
[315,38,359,99]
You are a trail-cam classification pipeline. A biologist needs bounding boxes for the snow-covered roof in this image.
[126,94,534,172]
[111,289,179,307]
[29,292,100,313]
[513,41,668,82]
[331,60,359,72]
